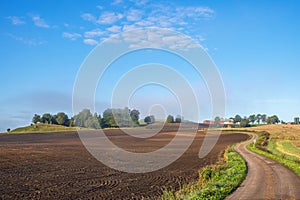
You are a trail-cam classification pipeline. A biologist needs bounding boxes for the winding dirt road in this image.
[227,133,300,200]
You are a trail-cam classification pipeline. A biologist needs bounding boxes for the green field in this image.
[276,140,300,159]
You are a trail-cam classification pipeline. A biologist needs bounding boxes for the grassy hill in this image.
[10,123,78,133]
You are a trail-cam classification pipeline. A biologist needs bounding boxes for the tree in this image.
[166,115,174,123]
[267,115,280,124]
[249,114,256,124]
[266,117,272,124]
[214,116,221,125]
[85,113,100,129]
[144,115,155,124]
[42,113,52,124]
[73,109,93,127]
[240,117,250,127]
[175,115,182,123]
[261,114,267,124]
[56,112,69,126]
[7,128,10,132]
[101,108,117,128]
[256,114,262,124]
[101,107,140,128]
[96,113,102,126]
[234,115,242,124]
[32,114,41,124]
[69,117,75,127]
[130,109,140,125]
[281,120,287,124]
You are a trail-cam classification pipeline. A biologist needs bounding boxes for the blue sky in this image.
[1,0,300,131]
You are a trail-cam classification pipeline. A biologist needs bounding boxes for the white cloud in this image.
[96,5,104,10]
[130,0,148,6]
[8,34,46,46]
[134,20,154,27]
[175,6,215,19]
[6,16,25,25]
[31,15,50,28]
[116,29,201,50]
[84,38,98,45]
[97,12,123,24]
[78,3,215,46]
[126,9,143,21]
[84,28,104,38]
[81,13,96,22]
[111,0,123,5]
[62,32,81,41]
[198,35,206,41]
[107,25,121,33]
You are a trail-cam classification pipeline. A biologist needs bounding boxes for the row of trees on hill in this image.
[32,107,141,129]
[32,112,73,127]
[213,114,280,128]
[231,114,280,126]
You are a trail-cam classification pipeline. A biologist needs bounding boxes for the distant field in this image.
[9,123,79,133]
[247,125,300,159]
[247,124,300,140]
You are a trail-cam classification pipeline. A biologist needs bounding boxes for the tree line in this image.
[32,109,284,129]
[213,114,281,128]
[165,115,182,123]
[32,107,159,129]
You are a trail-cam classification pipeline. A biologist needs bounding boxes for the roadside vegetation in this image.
[247,130,300,177]
[161,145,247,200]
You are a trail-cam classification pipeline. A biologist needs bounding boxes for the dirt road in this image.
[227,133,300,200]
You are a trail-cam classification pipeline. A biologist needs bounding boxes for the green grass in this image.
[266,140,300,162]
[161,145,247,200]
[247,132,300,177]
[277,140,300,157]
[9,123,79,133]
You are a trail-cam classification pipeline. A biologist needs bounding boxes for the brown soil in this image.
[0,128,247,200]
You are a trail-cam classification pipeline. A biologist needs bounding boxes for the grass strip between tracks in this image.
[247,132,300,177]
[160,145,247,200]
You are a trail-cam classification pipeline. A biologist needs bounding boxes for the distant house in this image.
[202,119,234,128]
[203,120,214,125]
[224,119,234,125]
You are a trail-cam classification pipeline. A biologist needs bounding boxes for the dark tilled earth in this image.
[0,127,248,199]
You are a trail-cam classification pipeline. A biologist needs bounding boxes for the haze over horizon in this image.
[1,0,300,132]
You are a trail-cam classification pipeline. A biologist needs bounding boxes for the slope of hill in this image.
[10,123,78,133]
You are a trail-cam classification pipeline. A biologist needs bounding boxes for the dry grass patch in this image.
[246,124,300,140]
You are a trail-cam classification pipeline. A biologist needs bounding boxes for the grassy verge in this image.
[161,145,247,200]
[247,132,300,177]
